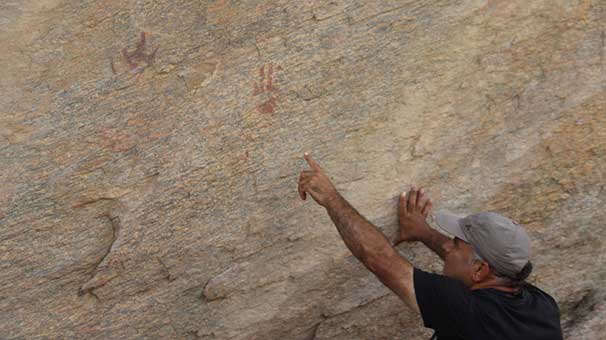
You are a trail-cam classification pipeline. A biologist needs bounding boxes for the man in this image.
[298,152,563,339]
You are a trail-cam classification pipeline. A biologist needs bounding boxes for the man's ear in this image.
[472,261,491,282]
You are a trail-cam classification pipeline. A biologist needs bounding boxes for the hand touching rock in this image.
[392,186,433,246]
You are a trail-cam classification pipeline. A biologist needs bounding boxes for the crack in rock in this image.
[75,173,161,298]
[563,288,599,331]
[305,321,322,340]
[157,257,177,282]
[78,214,122,297]
[71,196,120,209]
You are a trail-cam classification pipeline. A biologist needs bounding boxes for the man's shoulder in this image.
[473,283,558,304]
[523,283,560,309]
[413,267,470,296]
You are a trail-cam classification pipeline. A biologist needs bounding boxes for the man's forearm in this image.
[324,193,393,263]
[416,226,451,260]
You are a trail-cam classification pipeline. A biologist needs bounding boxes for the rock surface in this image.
[1,0,605,339]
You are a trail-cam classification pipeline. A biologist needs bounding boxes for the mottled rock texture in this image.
[1,0,605,339]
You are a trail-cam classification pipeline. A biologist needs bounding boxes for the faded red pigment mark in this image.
[252,62,284,114]
[122,32,158,74]
[237,150,250,161]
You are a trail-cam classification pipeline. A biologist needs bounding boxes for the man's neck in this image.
[470,279,521,294]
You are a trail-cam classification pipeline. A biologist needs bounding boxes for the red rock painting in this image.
[252,62,283,114]
[121,32,158,74]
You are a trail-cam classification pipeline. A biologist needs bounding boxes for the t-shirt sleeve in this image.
[413,267,474,335]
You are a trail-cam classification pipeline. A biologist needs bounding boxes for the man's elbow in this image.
[363,246,419,313]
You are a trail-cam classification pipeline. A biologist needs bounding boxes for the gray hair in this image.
[471,248,532,287]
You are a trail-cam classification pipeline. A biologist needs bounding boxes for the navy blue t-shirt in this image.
[413,267,563,340]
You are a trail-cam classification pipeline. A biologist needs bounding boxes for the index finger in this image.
[304,152,323,172]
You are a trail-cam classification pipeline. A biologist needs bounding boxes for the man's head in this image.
[433,211,533,289]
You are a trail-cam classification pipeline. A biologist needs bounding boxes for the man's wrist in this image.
[413,222,433,242]
[417,224,450,260]
[323,191,344,210]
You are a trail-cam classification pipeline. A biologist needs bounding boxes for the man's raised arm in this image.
[298,152,419,313]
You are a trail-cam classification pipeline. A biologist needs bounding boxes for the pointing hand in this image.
[298,152,340,208]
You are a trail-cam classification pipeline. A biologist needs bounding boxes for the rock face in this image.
[1,1,605,339]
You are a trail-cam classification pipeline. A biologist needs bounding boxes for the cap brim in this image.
[433,210,469,242]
